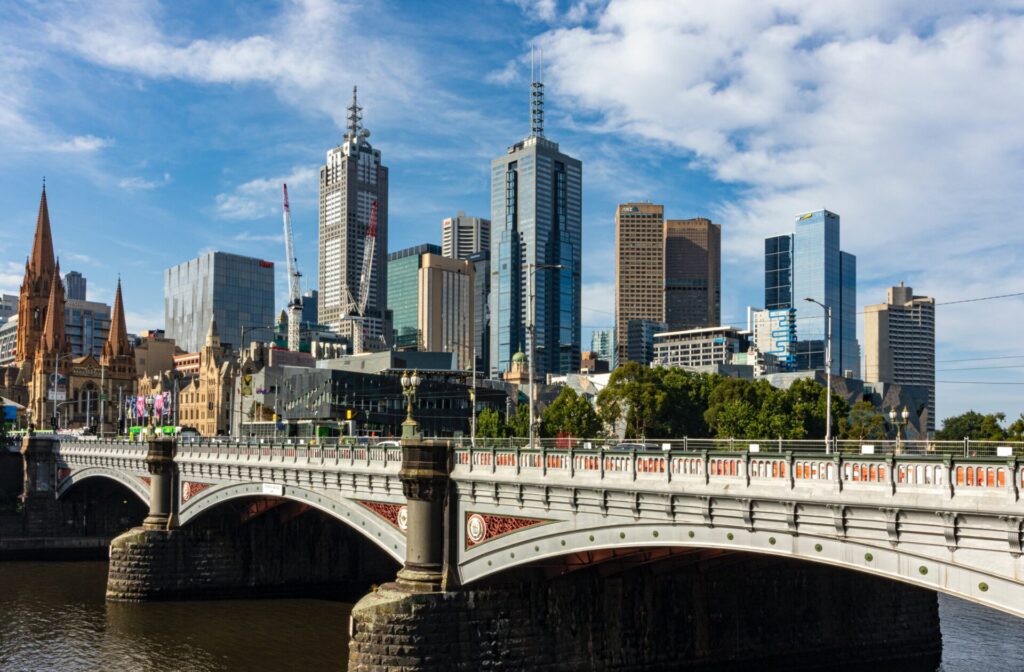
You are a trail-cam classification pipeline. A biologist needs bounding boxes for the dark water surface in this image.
[1,561,1023,671]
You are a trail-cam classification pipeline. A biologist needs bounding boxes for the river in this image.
[0,562,1022,671]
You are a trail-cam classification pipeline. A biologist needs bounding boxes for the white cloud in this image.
[234,231,285,244]
[0,261,23,296]
[49,134,112,153]
[581,281,615,327]
[214,166,316,221]
[485,59,520,86]
[118,172,171,190]
[511,0,559,22]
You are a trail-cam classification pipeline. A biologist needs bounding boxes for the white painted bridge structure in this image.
[48,435,1024,618]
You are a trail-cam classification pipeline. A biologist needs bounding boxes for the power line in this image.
[938,355,1024,364]
[937,365,1024,372]
[937,291,1024,306]
[937,380,1024,385]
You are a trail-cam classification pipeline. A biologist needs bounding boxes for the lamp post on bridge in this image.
[401,370,422,440]
[804,297,833,454]
[889,405,910,455]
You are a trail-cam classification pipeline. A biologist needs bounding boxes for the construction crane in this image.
[282,183,302,352]
[356,200,378,318]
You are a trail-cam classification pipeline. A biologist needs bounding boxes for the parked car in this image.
[610,442,661,452]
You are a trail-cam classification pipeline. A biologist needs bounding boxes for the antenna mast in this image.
[347,86,363,141]
[531,47,544,137]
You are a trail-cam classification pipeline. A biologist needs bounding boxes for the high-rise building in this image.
[489,68,582,378]
[664,218,721,331]
[750,307,796,370]
[590,328,615,367]
[387,244,441,350]
[467,251,490,374]
[65,298,111,357]
[301,290,318,326]
[626,319,666,366]
[418,254,474,370]
[164,251,275,353]
[0,316,17,366]
[0,294,19,324]
[615,203,664,365]
[864,283,935,433]
[318,87,390,349]
[765,210,858,377]
[764,235,793,310]
[63,270,86,301]
[443,213,490,260]
[788,209,858,377]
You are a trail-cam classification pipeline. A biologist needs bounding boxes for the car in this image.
[610,442,661,452]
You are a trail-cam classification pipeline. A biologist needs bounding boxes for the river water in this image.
[0,562,1023,671]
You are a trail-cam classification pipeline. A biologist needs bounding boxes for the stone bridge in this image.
[19,433,1024,670]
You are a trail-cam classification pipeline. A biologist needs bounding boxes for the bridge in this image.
[15,432,1024,669]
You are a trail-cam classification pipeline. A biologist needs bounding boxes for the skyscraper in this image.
[590,328,615,366]
[489,66,582,378]
[664,218,721,331]
[63,270,86,301]
[387,244,441,350]
[164,251,275,353]
[418,254,474,370]
[467,250,490,374]
[764,234,793,310]
[443,213,490,260]
[615,202,664,365]
[780,209,858,377]
[318,87,390,349]
[864,283,935,433]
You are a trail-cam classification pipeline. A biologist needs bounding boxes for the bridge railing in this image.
[452,443,1024,499]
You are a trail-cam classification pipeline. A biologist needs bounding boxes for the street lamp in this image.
[527,263,565,450]
[889,405,910,454]
[803,297,833,453]
[400,369,422,439]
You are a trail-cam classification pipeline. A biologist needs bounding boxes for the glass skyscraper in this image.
[775,209,859,377]
[387,244,441,350]
[489,82,582,378]
[164,251,275,353]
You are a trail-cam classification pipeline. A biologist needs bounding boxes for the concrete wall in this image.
[350,553,941,671]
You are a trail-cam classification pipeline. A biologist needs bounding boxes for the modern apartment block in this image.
[653,326,749,369]
[590,328,615,367]
[442,213,491,260]
[318,87,390,348]
[65,298,111,357]
[615,203,664,365]
[750,307,796,370]
[627,319,666,366]
[765,210,858,377]
[418,254,475,371]
[664,218,721,331]
[63,270,86,301]
[164,251,275,353]
[864,283,936,433]
[0,294,17,324]
[489,72,582,379]
[387,244,441,350]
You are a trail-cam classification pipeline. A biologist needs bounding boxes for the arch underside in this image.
[56,466,150,505]
[459,521,1024,620]
[178,482,405,563]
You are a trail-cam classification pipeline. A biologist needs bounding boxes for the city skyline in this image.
[1,1,1022,421]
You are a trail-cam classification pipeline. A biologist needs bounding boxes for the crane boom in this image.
[355,200,378,318]
[282,183,302,352]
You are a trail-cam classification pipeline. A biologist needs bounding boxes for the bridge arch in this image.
[178,481,405,563]
[55,466,150,505]
[459,520,1024,619]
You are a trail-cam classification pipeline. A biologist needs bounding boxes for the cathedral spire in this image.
[103,278,131,360]
[40,263,66,356]
[30,184,55,281]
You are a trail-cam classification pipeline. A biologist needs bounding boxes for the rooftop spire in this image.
[30,183,55,280]
[347,85,363,141]
[531,47,544,137]
[103,278,131,360]
[40,263,66,355]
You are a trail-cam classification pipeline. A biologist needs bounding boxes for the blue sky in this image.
[2,0,1023,423]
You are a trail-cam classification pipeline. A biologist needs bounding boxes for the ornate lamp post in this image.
[401,370,422,439]
[804,297,833,453]
[889,405,910,454]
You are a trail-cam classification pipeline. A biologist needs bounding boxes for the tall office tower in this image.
[664,218,721,331]
[443,213,491,260]
[489,63,582,378]
[764,235,793,310]
[467,251,490,374]
[301,290,318,325]
[0,294,17,324]
[164,251,275,353]
[65,298,111,357]
[63,271,86,301]
[615,203,664,365]
[387,244,441,350]
[864,283,936,432]
[590,328,615,366]
[418,254,475,370]
[789,209,858,377]
[626,318,666,366]
[318,86,390,349]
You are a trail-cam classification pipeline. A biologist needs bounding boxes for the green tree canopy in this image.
[936,411,1007,441]
[595,362,668,438]
[476,407,504,439]
[540,387,604,438]
[838,400,889,440]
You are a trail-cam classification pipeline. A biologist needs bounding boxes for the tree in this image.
[782,377,849,440]
[660,368,717,438]
[505,402,531,438]
[596,362,669,438]
[1008,414,1024,440]
[476,408,504,439]
[936,411,1007,441]
[839,401,888,440]
[540,387,604,438]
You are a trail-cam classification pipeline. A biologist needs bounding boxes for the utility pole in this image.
[99,363,106,437]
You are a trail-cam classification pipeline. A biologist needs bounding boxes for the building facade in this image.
[177,319,235,436]
[627,319,666,367]
[664,218,721,331]
[318,87,390,348]
[0,317,16,366]
[468,251,490,375]
[653,326,750,370]
[164,251,275,353]
[63,270,86,301]
[442,213,491,260]
[864,283,936,433]
[750,307,796,370]
[134,330,178,379]
[590,328,615,369]
[65,298,111,358]
[615,203,664,365]
[489,75,582,379]
[387,244,441,350]
[764,234,793,310]
[418,254,474,370]
[0,294,17,324]
[301,290,318,326]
